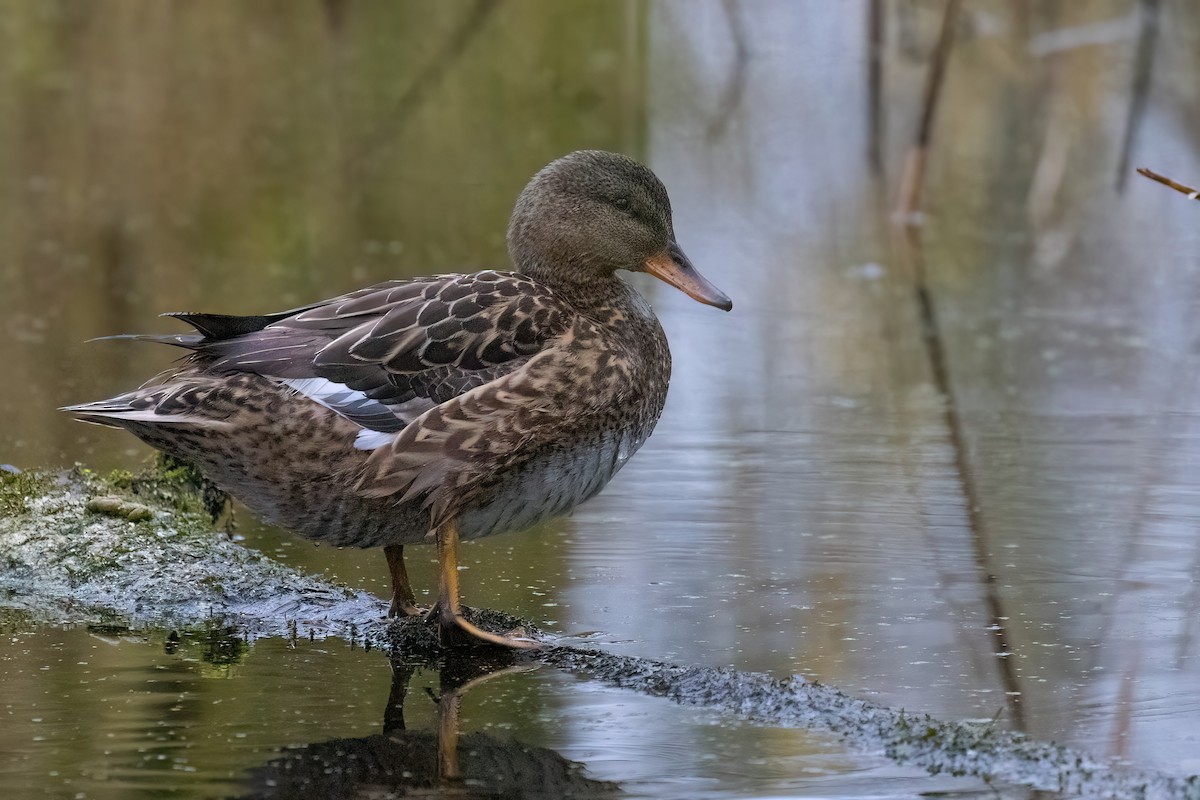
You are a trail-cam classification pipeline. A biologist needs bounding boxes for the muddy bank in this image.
[2,465,1198,799]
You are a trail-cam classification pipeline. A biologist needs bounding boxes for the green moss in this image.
[104,469,135,490]
[0,469,51,517]
[198,575,226,595]
[119,454,232,528]
[1,460,222,544]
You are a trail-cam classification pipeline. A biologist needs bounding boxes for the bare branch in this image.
[1137,167,1200,200]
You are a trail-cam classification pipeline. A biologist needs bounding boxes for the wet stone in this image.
[85,495,154,522]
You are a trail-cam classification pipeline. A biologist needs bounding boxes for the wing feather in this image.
[169,273,571,439]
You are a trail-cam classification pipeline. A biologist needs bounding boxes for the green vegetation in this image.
[0,469,51,517]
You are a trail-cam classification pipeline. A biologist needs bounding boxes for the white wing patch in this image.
[280,377,434,438]
[281,377,361,405]
[354,429,399,450]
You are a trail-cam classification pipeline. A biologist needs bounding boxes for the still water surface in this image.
[3,1,1200,796]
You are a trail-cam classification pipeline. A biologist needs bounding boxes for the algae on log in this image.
[3,464,1200,799]
[0,465,387,642]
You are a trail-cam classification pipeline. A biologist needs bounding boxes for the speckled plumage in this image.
[66,150,731,647]
[76,274,667,548]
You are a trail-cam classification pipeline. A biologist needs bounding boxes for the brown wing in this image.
[184,271,572,432]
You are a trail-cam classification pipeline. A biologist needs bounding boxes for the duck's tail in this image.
[85,310,300,351]
[61,382,231,430]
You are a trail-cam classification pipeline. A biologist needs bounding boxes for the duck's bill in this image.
[643,243,733,311]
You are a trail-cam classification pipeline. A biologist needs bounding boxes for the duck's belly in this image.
[459,426,647,541]
[118,367,659,548]
[126,407,651,549]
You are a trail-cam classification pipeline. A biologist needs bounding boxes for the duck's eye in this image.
[614,197,631,211]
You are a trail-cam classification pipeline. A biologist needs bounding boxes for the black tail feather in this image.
[163,312,290,341]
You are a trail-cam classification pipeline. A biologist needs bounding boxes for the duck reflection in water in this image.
[237,653,620,799]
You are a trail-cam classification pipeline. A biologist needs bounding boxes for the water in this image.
[4,0,1200,796]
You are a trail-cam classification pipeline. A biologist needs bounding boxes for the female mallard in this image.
[65,150,731,648]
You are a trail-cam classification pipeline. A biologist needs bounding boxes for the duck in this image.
[64,150,732,649]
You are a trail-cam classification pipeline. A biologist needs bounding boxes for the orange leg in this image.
[384,545,422,618]
[425,517,540,649]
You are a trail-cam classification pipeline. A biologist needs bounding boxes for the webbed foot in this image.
[425,602,541,650]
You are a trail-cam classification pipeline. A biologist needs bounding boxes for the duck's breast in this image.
[458,424,649,540]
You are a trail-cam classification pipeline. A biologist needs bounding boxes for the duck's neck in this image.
[517,261,633,313]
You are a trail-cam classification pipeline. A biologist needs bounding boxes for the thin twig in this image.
[320,0,350,37]
[889,0,1026,730]
[894,0,961,223]
[894,227,1027,731]
[389,0,499,126]
[706,0,749,141]
[1115,0,1161,192]
[356,0,501,171]
[1137,167,1200,199]
[867,0,886,176]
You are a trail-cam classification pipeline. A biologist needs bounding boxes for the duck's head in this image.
[507,150,732,312]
